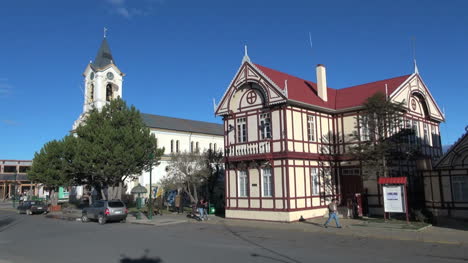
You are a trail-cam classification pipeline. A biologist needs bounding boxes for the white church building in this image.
[72,37,223,198]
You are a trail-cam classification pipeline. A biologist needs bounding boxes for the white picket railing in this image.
[226,141,271,157]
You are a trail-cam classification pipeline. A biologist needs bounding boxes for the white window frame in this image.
[307,115,316,142]
[423,123,429,145]
[311,168,319,195]
[412,120,419,145]
[238,170,248,197]
[260,113,271,140]
[452,176,468,201]
[262,167,273,197]
[237,118,247,143]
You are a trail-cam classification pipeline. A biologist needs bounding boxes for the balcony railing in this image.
[226,141,271,157]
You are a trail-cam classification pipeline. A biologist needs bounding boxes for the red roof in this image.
[378,177,407,185]
[254,64,410,110]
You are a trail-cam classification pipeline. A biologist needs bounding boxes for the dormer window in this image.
[88,84,94,103]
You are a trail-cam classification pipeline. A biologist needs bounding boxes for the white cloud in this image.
[104,0,161,19]
[2,120,20,126]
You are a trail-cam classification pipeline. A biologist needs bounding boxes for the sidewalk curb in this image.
[198,218,466,247]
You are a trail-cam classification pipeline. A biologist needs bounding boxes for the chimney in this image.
[316,64,328,102]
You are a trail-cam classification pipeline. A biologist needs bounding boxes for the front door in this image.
[339,168,363,204]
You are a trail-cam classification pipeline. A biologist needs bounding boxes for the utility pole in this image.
[148,153,154,220]
[12,168,17,208]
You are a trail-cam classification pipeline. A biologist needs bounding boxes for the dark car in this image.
[17,201,47,215]
[81,200,127,225]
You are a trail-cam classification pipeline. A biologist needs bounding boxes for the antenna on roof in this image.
[411,36,419,74]
[308,32,313,50]
[79,84,84,96]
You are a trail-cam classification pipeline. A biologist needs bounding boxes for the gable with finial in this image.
[215,56,287,116]
[390,73,444,122]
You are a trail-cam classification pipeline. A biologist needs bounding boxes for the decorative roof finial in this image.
[411,36,419,74]
[242,44,250,63]
[414,59,419,74]
[104,27,108,38]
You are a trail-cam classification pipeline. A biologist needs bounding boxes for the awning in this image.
[378,177,407,185]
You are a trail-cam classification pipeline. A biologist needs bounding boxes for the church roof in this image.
[254,64,411,110]
[142,113,224,136]
[93,38,115,69]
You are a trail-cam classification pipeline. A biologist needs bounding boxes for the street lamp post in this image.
[12,168,17,208]
[148,153,154,220]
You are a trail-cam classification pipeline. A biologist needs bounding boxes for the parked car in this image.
[17,201,47,215]
[81,200,127,225]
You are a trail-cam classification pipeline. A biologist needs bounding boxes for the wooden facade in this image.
[215,55,444,222]
[423,128,468,218]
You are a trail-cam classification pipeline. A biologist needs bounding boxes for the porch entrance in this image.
[339,168,363,204]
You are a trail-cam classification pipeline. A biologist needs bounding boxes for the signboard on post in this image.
[377,177,409,224]
[382,185,405,213]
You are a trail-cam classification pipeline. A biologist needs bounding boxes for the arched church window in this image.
[89,84,94,102]
[106,84,113,102]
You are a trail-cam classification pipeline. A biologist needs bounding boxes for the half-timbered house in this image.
[215,50,444,222]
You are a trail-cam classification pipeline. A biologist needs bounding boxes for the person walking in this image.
[175,193,181,214]
[324,199,342,228]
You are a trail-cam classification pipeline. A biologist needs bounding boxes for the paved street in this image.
[0,209,467,263]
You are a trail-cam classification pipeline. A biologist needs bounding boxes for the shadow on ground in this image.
[0,216,19,232]
[434,217,468,231]
[120,250,162,263]
[301,221,325,228]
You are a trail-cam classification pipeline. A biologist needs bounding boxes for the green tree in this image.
[73,98,164,201]
[202,149,224,205]
[29,138,72,205]
[349,92,418,178]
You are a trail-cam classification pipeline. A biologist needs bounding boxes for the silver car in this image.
[81,200,127,224]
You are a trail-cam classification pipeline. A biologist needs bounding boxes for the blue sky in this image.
[1,0,467,160]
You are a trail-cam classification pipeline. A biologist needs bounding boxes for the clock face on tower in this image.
[107,72,114,80]
[90,72,94,80]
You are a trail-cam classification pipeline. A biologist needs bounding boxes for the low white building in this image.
[126,114,224,196]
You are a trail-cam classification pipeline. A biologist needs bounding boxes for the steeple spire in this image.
[93,38,115,68]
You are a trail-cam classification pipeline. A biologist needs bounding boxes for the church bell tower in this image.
[73,35,125,130]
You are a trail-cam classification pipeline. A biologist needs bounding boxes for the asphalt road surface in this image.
[0,210,466,263]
